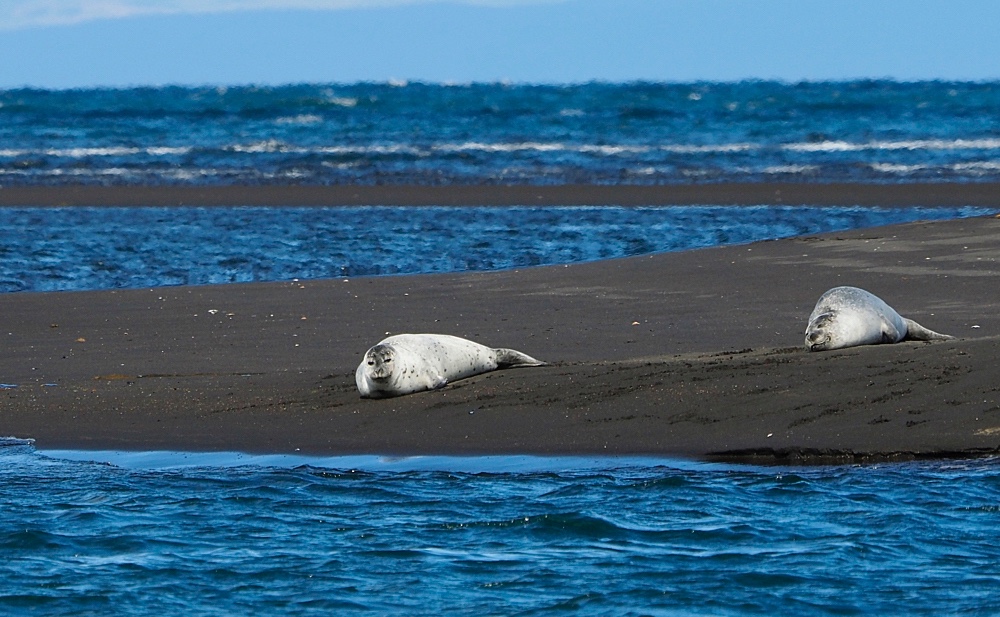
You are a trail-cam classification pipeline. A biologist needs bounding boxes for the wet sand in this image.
[3,182,1000,207]
[2,184,999,463]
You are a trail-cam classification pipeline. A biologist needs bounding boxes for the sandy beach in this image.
[2,183,999,463]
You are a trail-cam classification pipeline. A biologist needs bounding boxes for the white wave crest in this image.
[229,140,298,154]
[786,138,1000,153]
[275,114,324,125]
[869,163,929,174]
[327,97,358,108]
[951,160,1000,171]
[434,142,756,155]
[316,144,424,156]
[659,143,756,154]
[0,146,191,158]
[436,141,567,153]
[763,164,820,174]
[146,146,192,156]
[47,146,142,157]
[579,145,651,155]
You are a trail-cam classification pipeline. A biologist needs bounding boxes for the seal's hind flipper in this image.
[494,348,546,368]
[903,318,954,342]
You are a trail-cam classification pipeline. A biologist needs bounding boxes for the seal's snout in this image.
[804,312,835,351]
[805,328,829,351]
[367,358,392,380]
[364,345,395,380]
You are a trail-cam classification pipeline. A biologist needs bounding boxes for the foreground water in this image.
[2,81,1000,186]
[1,440,997,616]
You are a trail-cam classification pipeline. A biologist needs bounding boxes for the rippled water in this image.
[1,441,998,615]
[0,205,993,293]
[3,81,1000,185]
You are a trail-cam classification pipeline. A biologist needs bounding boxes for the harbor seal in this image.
[356,333,546,398]
[805,286,954,351]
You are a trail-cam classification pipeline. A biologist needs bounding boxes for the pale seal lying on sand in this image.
[356,333,546,398]
[805,286,954,351]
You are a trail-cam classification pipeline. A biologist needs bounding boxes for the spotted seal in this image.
[356,333,546,398]
[805,286,954,351]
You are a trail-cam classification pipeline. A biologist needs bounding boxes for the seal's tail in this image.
[903,318,955,342]
[494,348,547,368]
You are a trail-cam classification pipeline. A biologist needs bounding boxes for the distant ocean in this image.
[2,80,999,186]
[3,81,1000,616]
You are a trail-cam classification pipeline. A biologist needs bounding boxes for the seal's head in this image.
[805,310,869,351]
[363,343,396,381]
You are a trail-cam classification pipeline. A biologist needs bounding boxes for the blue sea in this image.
[0,204,993,293]
[5,441,1000,616]
[3,81,1000,615]
[1,80,1000,186]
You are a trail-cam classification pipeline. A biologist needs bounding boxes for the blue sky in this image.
[2,0,999,88]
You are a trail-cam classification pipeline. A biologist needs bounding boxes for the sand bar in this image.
[2,184,999,463]
[3,182,1000,208]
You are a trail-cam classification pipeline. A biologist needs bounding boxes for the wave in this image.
[3,138,1000,161]
[784,138,1000,152]
[3,161,999,184]
[3,81,1000,186]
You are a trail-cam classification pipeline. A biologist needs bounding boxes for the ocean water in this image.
[4,81,1000,615]
[2,440,999,616]
[1,81,999,186]
[0,204,993,293]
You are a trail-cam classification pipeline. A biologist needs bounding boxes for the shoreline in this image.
[3,182,1000,208]
[2,183,1000,464]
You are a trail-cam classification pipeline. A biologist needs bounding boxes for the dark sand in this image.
[2,183,999,463]
[3,182,1000,207]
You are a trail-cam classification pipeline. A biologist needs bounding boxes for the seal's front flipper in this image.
[902,318,954,342]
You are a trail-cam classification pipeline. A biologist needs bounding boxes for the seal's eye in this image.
[384,357,391,362]
[367,360,374,365]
